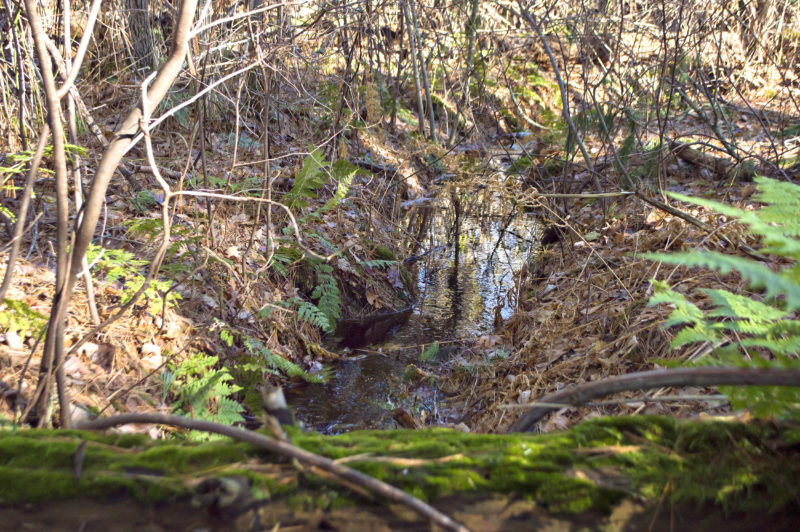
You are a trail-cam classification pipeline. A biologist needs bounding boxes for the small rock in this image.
[63,356,88,378]
[201,294,218,308]
[141,353,164,372]
[69,403,93,425]
[517,389,532,404]
[5,330,24,350]
[141,342,161,357]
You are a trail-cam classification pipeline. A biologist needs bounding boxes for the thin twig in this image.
[502,394,729,409]
[76,413,470,532]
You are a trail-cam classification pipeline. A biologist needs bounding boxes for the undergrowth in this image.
[645,176,800,419]
[163,352,244,440]
[86,244,179,314]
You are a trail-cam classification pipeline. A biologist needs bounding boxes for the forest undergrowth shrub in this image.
[644,176,800,419]
[229,329,327,415]
[85,244,179,314]
[0,143,87,220]
[162,352,244,440]
[269,151,362,333]
[0,299,47,341]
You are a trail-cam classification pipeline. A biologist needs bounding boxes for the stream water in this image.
[286,168,539,433]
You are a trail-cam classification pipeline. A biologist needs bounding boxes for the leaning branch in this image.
[76,413,470,532]
[509,368,800,433]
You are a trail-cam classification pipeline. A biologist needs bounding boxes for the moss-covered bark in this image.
[1,416,799,530]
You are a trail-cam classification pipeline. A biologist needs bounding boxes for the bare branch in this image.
[509,368,800,433]
[76,413,470,532]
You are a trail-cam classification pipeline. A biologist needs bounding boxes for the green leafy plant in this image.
[421,341,440,362]
[166,353,244,439]
[0,143,87,220]
[570,105,615,156]
[0,299,47,338]
[311,263,340,329]
[123,218,201,277]
[271,256,342,334]
[128,190,159,212]
[358,258,397,269]
[86,244,180,313]
[507,155,534,175]
[290,296,332,332]
[644,176,800,418]
[281,261,342,333]
[242,335,326,383]
[319,160,358,212]
[284,147,328,210]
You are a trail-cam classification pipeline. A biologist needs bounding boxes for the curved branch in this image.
[55,0,102,99]
[509,368,800,433]
[76,413,470,532]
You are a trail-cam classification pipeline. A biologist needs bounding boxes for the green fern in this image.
[273,261,341,334]
[242,335,326,383]
[358,258,397,269]
[294,297,332,332]
[0,299,47,338]
[421,341,440,362]
[644,176,800,418]
[284,147,328,210]
[317,159,358,214]
[86,243,180,313]
[296,159,360,226]
[168,353,244,440]
[312,263,341,328]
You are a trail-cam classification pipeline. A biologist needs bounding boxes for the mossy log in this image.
[1,416,799,530]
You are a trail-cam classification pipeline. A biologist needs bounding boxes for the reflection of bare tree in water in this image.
[291,183,536,431]
[450,188,462,276]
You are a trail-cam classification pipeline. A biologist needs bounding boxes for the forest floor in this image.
[2,6,800,530]
[1,18,799,439]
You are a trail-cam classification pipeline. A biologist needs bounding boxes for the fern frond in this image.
[168,353,244,439]
[269,351,327,383]
[753,176,800,236]
[740,336,800,357]
[703,289,789,322]
[647,177,800,419]
[243,335,326,383]
[669,179,800,252]
[284,148,328,210]
[643,251,800,310]
[296,299,332,332]
[0,299,47,336]
[647,280,705,326]
[358,259,397,269]
[312,263,341,327]
[319,160,358,213]
[670,324,721,348]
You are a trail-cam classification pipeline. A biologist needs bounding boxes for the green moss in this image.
[1,417,798,517]
[130,440,251,472]
[373,245,397,261]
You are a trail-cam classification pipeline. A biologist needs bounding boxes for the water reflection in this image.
[286,179,538,433]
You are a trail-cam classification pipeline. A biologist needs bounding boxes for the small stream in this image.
[286,166,539,433]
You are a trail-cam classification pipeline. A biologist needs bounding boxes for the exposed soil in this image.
[4,496,799,531]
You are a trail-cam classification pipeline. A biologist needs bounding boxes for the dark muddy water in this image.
[286,174,539,433]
